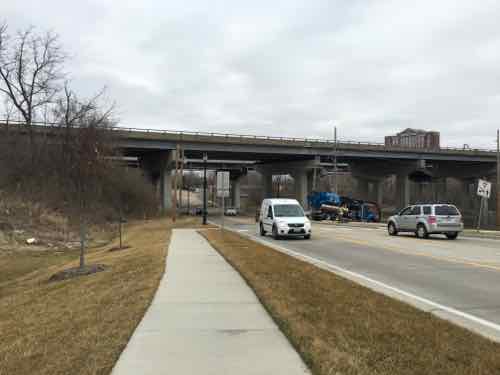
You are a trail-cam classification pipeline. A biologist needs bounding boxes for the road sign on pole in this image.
[216,171,230,197]
[477,179,491,199]
[497,129,499,230]
[216,171,230,231]
[476,178,491,231]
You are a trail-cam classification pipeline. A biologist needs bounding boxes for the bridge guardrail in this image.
[1,119,496,154]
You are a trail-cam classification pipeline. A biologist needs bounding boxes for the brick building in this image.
[385,128,440,149]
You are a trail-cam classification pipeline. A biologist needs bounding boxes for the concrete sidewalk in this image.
[111,229,310,375]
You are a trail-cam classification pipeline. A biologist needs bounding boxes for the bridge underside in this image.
[129,143,497,228]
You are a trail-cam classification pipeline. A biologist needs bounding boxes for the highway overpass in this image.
[2,122,498,220]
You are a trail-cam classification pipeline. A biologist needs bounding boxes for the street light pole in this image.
[333,126,338,193]
[203,152,208,225]
[496,129,500,230]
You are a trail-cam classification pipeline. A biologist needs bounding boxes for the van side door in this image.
[263,205,274,230]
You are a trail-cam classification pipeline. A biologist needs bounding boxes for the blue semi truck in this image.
[307,192,380,222]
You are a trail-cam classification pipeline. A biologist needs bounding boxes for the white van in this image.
[259,198,311,239]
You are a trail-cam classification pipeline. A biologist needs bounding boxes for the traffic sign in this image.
[216,171,230,198]
[477,179,491,199]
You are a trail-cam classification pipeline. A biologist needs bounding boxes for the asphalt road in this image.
[211,215,500,338]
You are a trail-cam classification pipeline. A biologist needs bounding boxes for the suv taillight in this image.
[428,216,436,224]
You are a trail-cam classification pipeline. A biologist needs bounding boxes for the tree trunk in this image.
[79,221,86,269]
[119,217,123,250]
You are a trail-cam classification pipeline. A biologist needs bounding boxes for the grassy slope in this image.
[0,217,202,375]
[201,229,500,375]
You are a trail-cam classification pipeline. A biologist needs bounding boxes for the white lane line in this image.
[317,227,353,232]
[237,229,249,232]
[216,223,500,336]
[271,243,500,333]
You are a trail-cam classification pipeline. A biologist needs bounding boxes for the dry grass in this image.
[0,216,205,375]
[201,229,500,375]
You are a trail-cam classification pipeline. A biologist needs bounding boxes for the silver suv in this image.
[387,204,463,239]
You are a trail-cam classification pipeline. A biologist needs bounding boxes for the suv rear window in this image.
[434,205,459,216]
[423,206,432,215]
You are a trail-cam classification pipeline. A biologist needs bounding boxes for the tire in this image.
[272,225,280,240]
[416,224,429,239]
[259,223,266,236]
[304,234,311,240]
[446,232,458,240]
[388,222,398,236]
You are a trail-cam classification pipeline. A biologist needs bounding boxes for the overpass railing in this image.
[1,119,496,154]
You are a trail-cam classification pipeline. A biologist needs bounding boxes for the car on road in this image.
[387,203,463,239]
[224,207,238,216]
[258,198,311,239]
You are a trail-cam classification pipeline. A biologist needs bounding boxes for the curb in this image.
[209,221,500,344]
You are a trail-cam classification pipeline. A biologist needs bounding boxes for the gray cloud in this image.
[2,0,500,148]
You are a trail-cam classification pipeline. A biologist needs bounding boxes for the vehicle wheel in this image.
[416,224,429,239]
[446,232,458,240]
[388,222,398,236]
[304,234,311,240]
[259,223,266,236]
[272,225,280,240]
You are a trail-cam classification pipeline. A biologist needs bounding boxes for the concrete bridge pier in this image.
[230,170,246,210]
[257,158,320,207]
[356,178,370,201]
[396,174,411,208]
[375,180,384,207]
[140,151,174,213]
[159,168,173,211]
[432,177,447,202]
[354,177,384,207]
[291,170,308,208]
[261,171,273,199]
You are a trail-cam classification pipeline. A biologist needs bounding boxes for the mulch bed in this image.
[108,245,132,252]
[49,264,108,282]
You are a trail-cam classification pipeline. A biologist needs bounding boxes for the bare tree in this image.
[0,23,65,153]
[53,86,115,268]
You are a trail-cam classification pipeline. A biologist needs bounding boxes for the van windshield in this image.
[274,204,304,217]
[434,205,459,216]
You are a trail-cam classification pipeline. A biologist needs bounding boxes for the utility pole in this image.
[497,129,500,230]
[179,148,184,211]
[187,169,191,215]
[333,126,338,193]
[203,152,208,225]
[172,145,179,223]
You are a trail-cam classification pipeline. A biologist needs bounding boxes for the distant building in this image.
[385,128,440,149]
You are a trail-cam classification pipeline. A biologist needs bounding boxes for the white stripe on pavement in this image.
[217,223,500,339]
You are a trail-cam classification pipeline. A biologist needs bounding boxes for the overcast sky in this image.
[2,1,500,148]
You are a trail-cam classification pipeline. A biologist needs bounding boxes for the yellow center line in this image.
[319,229,500,272]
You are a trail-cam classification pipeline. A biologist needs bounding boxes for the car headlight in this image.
[277,221,288,227]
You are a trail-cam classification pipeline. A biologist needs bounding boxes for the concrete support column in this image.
[261,171,273,199]
[292,170,308,208]
[459,179,470,211]
[356,178,370,201]
[231,176,242,210]
[160,167,173,211]
[307,171,315,195]
[434,177,447,202]
[396,174,410,208]
[375,180,383,207]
